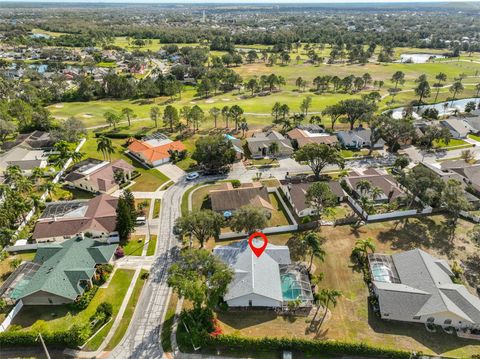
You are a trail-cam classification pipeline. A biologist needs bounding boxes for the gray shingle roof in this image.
[373,249,480,324]
[213,240,291,302]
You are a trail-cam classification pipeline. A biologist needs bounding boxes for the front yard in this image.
[122,235,145,256]
[11,269,135,335]
[211,216,480,357]
[433,138,473,151]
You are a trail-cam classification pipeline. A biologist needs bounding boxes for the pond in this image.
[398,53,445,63]
[390,97,480,119]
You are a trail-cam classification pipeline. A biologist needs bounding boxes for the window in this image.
[383,313,389,317]
[413,316,421,320]
[248,300,252,307]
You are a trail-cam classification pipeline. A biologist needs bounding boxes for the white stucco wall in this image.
[227,293,282,308]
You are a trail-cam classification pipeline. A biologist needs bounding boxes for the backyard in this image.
[211,216,480,357]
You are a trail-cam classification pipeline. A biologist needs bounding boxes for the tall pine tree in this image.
[116,189,136,241]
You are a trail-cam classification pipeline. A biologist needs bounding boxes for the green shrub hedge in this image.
[204,334,411,359]
[0,323,90,348]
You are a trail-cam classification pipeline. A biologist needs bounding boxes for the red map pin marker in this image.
[248,232,268,257]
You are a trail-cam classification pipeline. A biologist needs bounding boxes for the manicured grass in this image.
[215,215,480,357]
[268,193,291,226]
[122,235,145,256]
[13,269,135,333]
[52,185,95,201]
[105,269,149,350]
[340,149,372,159]
[161,292,178,353]
[468,134,480,142]
[433,138,473,150]
[146,235,158,256]
[153,199,161,219]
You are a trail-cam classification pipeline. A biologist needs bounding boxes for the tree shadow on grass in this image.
[377,216,455,257]
[216,310,278,330]
[367,303,478,355]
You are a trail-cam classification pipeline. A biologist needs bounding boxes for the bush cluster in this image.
[70,285,98,310]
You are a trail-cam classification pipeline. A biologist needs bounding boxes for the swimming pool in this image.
[371,263,394,283]
[281,273,301,301]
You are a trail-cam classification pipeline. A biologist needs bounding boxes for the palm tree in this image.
[318,288,342,319]
[355,180,372,196]
[42,181,59,200]
[14,176,32,195]
[352,238,376,268]
[121,107,136,127]
[268,141,280,158]
[238,120,249,138]
[4,165,22,183]
[449,81,464,104]
[302,232,326,272]
[370,186,383,202]
[30,167,45,184]
[96,136,115,161]
[209,107,221,128]
[221,106,230,128]
[150,106,161,128]
[433,72,447,102]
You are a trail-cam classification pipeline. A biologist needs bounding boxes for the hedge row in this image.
[0,323,89,348]
[204,334,411,359]
[94,132,142,139]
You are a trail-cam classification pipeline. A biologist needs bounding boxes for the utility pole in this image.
[36,333,51,359]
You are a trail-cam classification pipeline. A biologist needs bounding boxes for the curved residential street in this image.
[109,180,190,359]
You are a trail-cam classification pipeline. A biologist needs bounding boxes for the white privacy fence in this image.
[346,195,433,222]
[0,300,23,333]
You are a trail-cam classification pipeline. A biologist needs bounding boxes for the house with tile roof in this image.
[127,133,185,167]
[64,158,134,194]
[209,182,274,216]
[32,194,119,243]
[4,237,117,305]
[213,240,313,308]
[369,249,480,332]
[286,127,338,148]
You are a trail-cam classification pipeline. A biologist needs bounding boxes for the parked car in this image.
[135,216,146,225]
[186,172,200,181]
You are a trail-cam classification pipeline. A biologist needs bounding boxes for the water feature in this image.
[398,53,445,63]
[390,98,480,119]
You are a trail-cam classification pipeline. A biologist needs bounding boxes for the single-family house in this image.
[0,147,48,175]
[440,119,474,139]
[336,127,384,150]
[344,168,407,203]
[213,240,313,308]
[32,194,119,243]
[127,133,185,167]
[64,158,134,194]
[1,131,53,151]
[286,126,338,149]
[246,130,293,159]
[463,116,480,134]
[224,134,244,160]
[1,237,117,305]
[369,249,480,331]
[209,182,273,216]
[282,181,346,217]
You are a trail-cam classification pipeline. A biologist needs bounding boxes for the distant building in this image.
[336,127,384,150]
[440,119,473,139]
[247,130,293,158]
[32,194,119,243]
[64,158,134,194]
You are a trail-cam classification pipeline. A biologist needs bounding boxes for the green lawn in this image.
[268,192,291,226]
[153,199,161,219]
[105,269,148,350]
[161,292,178,353]
[433,138,473,150]
[122,236,145,256]
[12,269,134,334]
[146,234,158,256]
[468,134,480,142]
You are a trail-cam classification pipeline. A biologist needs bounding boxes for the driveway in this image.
[156,163,186,182]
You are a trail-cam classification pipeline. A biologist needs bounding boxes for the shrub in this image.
[141,271,150,280]
[71,285,98,310]
[96,302,113,318]
[204,334,411,359]
[301,215,312,224]
[231,180,241,188]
